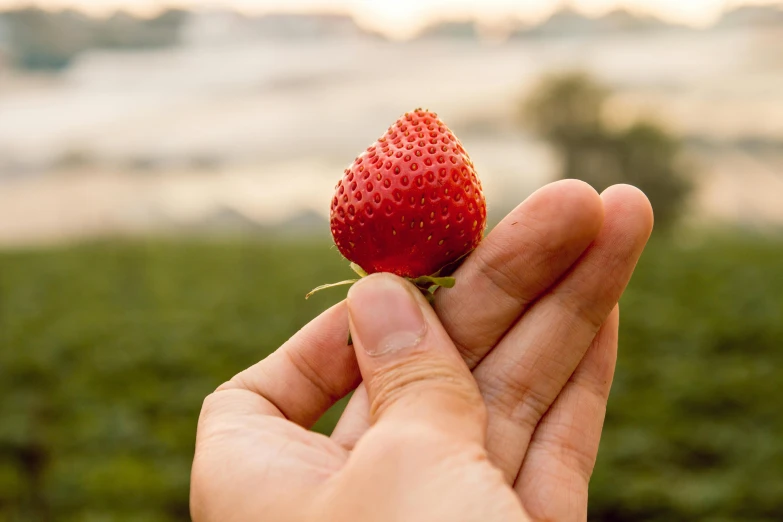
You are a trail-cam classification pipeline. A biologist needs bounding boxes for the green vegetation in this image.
[0,234,781,521]
[593,233,783,521]
[523,72,693,230]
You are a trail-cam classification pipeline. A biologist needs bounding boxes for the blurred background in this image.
[1,0,782,520]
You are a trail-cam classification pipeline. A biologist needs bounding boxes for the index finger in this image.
[435,179,604,367]
[215,301,360,427]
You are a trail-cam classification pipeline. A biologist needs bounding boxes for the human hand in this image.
[190,181,653,521]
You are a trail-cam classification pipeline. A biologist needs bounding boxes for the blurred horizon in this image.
[2,0,783,35]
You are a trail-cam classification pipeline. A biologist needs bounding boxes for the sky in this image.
[0,0,781,37]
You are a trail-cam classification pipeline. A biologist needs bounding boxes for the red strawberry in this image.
[329,109,487,279]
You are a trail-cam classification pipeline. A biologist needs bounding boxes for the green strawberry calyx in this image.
[305,262,456,303]
[305,253,472,345]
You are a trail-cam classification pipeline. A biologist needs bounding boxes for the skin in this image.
[190,181,654,522]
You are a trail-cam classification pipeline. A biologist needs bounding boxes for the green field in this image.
[1,234,782,521]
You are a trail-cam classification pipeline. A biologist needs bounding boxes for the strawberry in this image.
[307,109,487,302]
[330,109,486,279]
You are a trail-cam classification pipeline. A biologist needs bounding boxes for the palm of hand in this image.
[195,386,526,521]
[191,181,652,522]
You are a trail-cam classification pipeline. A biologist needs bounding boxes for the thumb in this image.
[346,273,486,444]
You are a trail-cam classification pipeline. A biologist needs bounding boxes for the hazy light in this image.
[0,0,781,34]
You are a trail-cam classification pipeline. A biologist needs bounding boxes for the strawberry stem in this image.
[305,279,360,299]
[350,263,368,278]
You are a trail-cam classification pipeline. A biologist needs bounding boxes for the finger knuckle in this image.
[482,366,552,434]
[368,352,484,420]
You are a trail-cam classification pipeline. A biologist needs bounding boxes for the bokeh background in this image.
[1,0,782,520]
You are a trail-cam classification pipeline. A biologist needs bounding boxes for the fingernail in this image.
[347,274,427,357]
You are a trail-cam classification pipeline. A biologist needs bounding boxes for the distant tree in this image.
[522,72,692,230]
[93,9,186,49]
[4,8,91,69]
[524,72,608,144]
[2,8,185,70]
